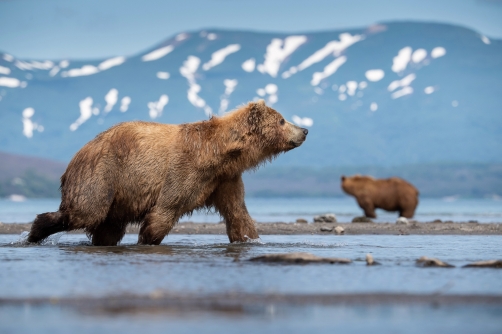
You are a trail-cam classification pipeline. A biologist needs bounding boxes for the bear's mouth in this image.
[288,140,304,149]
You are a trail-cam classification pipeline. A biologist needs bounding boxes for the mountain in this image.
[0,22,501,166]
[0,151,65,198]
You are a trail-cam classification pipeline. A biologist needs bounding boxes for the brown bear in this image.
[341,175,419,218]
[28,100,308,246]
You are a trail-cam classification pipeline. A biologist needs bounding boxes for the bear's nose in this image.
[302,128,308,135]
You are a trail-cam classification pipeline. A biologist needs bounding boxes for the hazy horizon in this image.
[1,0,502,59]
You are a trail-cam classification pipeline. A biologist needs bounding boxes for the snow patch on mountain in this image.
[176,33,189,41]
[219,79,238,114]
[61,57,125,77]
[120,96,131,112]
[365,69,384,82]
[142,45,174,62]
[0,66,11,75]
[15,60,54,71]
[22,108,43,138]
[70,97,96,131]
[257,35,307,77]
[431,47,446,58]
[282,33,361,78]
[157,72,170,79]
[412,49,427,63]
[388,73,416,92]
[0,77,25,88]
[391,86,413,99]
[481,35,491,45]
[49,67,60,77]
[292,115,313,127]
[62,65,99,77]
[3,54,14,62]
[180,56,212,116]
[202,44,241,71]
[242,58,255,72]
[148,94,169,119]
[98,56,126,71]
[392,47,412,73]
[256,83,278,105]
[104,89,119,113]
[49,60,70,77]
[424,86,435,94]
[311,56,347,86]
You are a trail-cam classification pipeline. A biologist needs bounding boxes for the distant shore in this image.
[1,221,501,235]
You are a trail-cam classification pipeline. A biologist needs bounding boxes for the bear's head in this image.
[341,175,375,196]
[245,100,308,156]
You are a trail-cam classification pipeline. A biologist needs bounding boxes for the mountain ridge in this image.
[0,21,501,166]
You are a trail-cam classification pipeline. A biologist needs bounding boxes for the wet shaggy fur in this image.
[28,100,308,245]
[341,175,419,218]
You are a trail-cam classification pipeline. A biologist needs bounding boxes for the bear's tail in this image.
[27,211,69,243]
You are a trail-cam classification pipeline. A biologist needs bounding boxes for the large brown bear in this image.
[28,100,308,245]
[341,175,419,218]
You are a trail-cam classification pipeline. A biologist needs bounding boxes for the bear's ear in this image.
[341,175,346,181]
[247,100,265,132]
[256,99,266,107]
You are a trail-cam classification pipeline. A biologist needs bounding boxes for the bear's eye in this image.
[280,119,285,125]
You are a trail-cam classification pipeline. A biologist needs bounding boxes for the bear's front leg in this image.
[210,176,259,243]
[357,197,377,218]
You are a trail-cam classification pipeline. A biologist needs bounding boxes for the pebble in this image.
[416,256,454,268]
[468,220,479,224]
[463,260,502,268]
[352,216,373,223]
[320,226,334,232]
[366,253,380,265]
[313,213,337,223]
[431,219,443,224]
[396,217,409,225]
[296,218,308,224]
[334,226,344,235]
[249,252,351,264]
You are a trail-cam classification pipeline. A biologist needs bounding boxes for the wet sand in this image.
[1,221,501,235]
[2,292,502,313]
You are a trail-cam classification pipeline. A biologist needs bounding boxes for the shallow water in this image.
[1,234,501,297]
[1,303,501,334]
[1,234,501,333]
[1,197,502,223]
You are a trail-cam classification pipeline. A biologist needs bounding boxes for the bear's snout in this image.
[286,123,308,149]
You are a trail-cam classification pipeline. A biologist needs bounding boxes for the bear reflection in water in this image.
[28,100,308,246]
[341,175,419,218]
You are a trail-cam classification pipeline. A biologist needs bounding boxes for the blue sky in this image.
[1,0,501,59]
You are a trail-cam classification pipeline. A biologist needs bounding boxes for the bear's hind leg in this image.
[399,208,415,219]
[90,221,127,246]
[28,211,68,243]
[138,209,177,245]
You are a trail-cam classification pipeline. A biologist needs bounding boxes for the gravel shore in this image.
[1,221,501,235]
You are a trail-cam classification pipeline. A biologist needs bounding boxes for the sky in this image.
[1,0,502,60]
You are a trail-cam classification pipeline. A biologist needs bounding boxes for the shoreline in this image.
[0,221,501,235]
[2,293,502,310]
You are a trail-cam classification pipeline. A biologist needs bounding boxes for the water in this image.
[0,234,501,333]
[1,197,502,223]
[1,196,501,333]
[2,234,501,297]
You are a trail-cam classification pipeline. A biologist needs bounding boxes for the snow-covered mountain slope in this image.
[0,22,501,166]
